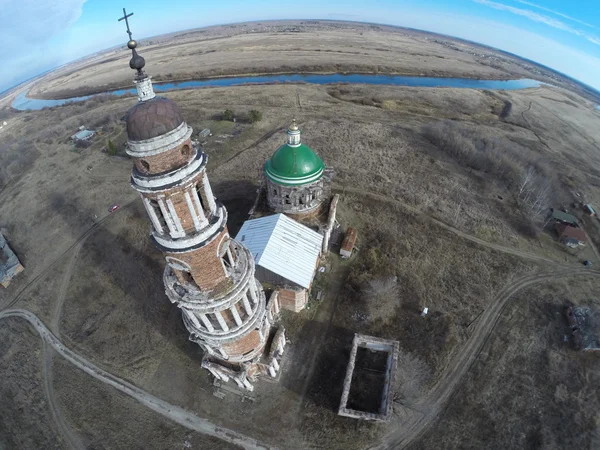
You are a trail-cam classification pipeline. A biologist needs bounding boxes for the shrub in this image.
[107,139,117,155]
[222,109,234,121]
[248,110,263,123]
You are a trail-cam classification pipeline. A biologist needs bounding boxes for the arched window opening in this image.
[179,270,194,285]
[181,145,191,157]
[218,237,235,272]
[140,159,150,172]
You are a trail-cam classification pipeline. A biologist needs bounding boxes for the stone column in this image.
[191,188,207,225]
[242,293,253,316]
[226,246,234,267]
[248,279,258,304]
[142,196,163,234]
[185,310,203,330]
[166,198,185,236]
[207,367,221,380]
[158,198,178,237]
[242,378,254,391]
[272,358,280,371]
[230,305,243,327]
[199,313,215,332]
[184,191,202,231]
[202,173,217,214]
[214,311,229,331]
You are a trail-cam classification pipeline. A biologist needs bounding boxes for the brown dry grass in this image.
[24,21,556,100]
[52,356,241,449]
[412,276,600,450]
[0,319,60,449]
[1,68,600,449]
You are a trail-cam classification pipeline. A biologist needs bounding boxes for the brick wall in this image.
[166,227,229,290]
[278,287,308,313]
[222,328,264,358]
[133,138,193,175]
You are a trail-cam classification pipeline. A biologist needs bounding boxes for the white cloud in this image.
[474,0,600,46]
[0,0,87,91]
[347,7,600,90]
[515,0,597,30]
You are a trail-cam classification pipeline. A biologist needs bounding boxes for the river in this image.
[12,73,544,111]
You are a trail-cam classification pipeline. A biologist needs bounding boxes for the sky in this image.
[1,0,599,93]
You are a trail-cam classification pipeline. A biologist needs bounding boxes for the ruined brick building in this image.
[120,25,284,390]
[264,120,333,218]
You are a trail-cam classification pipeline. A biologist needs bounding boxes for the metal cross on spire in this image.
[118,8,134,40]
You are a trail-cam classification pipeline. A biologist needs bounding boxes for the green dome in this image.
[265,143,325,186]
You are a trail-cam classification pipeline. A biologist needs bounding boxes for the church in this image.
[120,22,285,390]
[118,12,336,391]
[264,119,332,218]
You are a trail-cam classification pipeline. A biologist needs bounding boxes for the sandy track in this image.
[373,266,600,449]
[0,309,275,450]
[41,240,86,449]
[50,241,82,336]
[42,343,85,450]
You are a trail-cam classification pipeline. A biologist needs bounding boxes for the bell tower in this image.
[118,9,285,390]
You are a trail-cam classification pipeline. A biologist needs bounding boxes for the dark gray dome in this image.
[126,97,184,141]
[129,48,146,71]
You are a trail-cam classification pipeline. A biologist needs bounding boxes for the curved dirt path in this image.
[50,241,83,336]
[0,309,275,450]
[42,240,86,449]
[373,266,600,449]
[42,343,85,450]
[1,197,139,311]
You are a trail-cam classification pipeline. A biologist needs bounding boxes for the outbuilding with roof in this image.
[236,213,323,311]
[264,120,332,218]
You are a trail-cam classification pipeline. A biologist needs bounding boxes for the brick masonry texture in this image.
[166,227,229,290]
[278,288,308,313]
[133,139,193,175]
[143,170,206,201]
[222,328,262,356]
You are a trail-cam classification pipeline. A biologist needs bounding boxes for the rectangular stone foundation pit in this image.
[338,334,399,422]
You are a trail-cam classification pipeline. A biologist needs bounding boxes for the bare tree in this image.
[363,277,399,322]
[392,351,431,408]
[518,166,536,196]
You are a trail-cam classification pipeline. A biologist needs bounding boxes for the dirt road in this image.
[0,309,275,450]
[372,266,600,449]
[42,342,85,450]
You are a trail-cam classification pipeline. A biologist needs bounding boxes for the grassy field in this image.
[411,276,600,450]
[1,49,600,449]
[0,319,61,449]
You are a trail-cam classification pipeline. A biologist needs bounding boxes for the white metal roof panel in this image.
[236,213,323,289]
